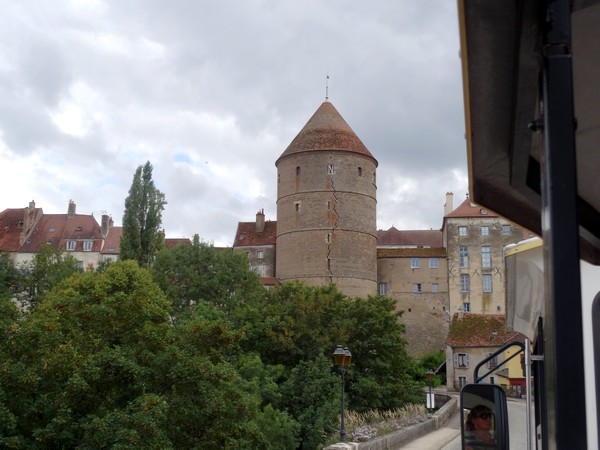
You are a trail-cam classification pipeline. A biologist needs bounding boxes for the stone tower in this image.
[275,101,378,297]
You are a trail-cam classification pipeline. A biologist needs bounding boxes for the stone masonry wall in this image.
[276,151,377,297]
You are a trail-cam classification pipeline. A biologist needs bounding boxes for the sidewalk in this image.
[400,398,461,450]
[399,426,460,449]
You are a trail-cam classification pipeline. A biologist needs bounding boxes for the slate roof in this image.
[495,368,510,379]
[276,101,377,165]
[377,227,443,247]
[446,314,522,348]
[233,221,277,247]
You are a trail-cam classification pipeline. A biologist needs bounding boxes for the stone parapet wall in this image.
[324,394,457,450]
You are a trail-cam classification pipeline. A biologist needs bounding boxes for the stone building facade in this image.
[442,193,531,315]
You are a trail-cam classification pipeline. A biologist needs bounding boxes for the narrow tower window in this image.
[327,164,335,175]
[358,167,363,177]
[294,201,301,212]
[296,166,301,176]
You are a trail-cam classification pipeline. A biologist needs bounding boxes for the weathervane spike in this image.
[325,74,329,100]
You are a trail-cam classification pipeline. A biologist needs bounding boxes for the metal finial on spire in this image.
[325,74,329,100]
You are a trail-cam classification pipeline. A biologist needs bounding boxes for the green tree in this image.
[418,349,446,386]
[21,244,80,309]
[152,235,263,313]
[0,253,22,300]
[236,283,423,421]
[279,354,340,450]
[0,261,266,449]
[255,404,300,450]
[344,295,424,411]
[120,161,166,267]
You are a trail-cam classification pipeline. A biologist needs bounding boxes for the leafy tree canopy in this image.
[0,253,22,300]
[152,235,264,313]
[11,244,80,310]
[236,283,424,413]
[0,261,267,449]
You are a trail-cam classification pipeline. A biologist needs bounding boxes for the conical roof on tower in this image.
[276,101,378,166]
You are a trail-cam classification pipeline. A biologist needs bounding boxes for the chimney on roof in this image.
[68,200,76,218]
[101,214,111,237]
[444,192,454,216]
[256,209,265,233]
[21,200,38,245]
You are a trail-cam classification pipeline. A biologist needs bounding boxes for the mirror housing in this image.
[460,384,509,449]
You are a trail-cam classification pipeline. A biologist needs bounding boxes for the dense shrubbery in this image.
[0,242,426,449]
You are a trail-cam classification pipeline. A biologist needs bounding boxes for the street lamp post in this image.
[425,369,434,414]
[333,345,352,442]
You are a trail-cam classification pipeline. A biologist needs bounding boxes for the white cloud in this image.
[1,0,469,247]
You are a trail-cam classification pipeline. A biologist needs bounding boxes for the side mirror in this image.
[460,384,509,449]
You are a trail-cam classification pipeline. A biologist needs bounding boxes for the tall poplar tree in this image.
[120,161,166,267]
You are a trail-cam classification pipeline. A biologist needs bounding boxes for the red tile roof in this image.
[446,314,522,348]
[0,209,27,251]
[260,277,278,286]
[276,101,377,165]
[233,221,277,247]
[101,226,122,254]
[445,198,499,218]
[19,214,104,253]
[165,238,192,249]
[377,227,443,246]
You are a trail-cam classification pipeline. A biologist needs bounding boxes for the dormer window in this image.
[83,240,93,252]
[75,226,83,232]
[67,240,76,251]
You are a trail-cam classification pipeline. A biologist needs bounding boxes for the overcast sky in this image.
[0,0,468,247]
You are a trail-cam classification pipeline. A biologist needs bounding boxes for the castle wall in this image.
[377,253,449,357]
